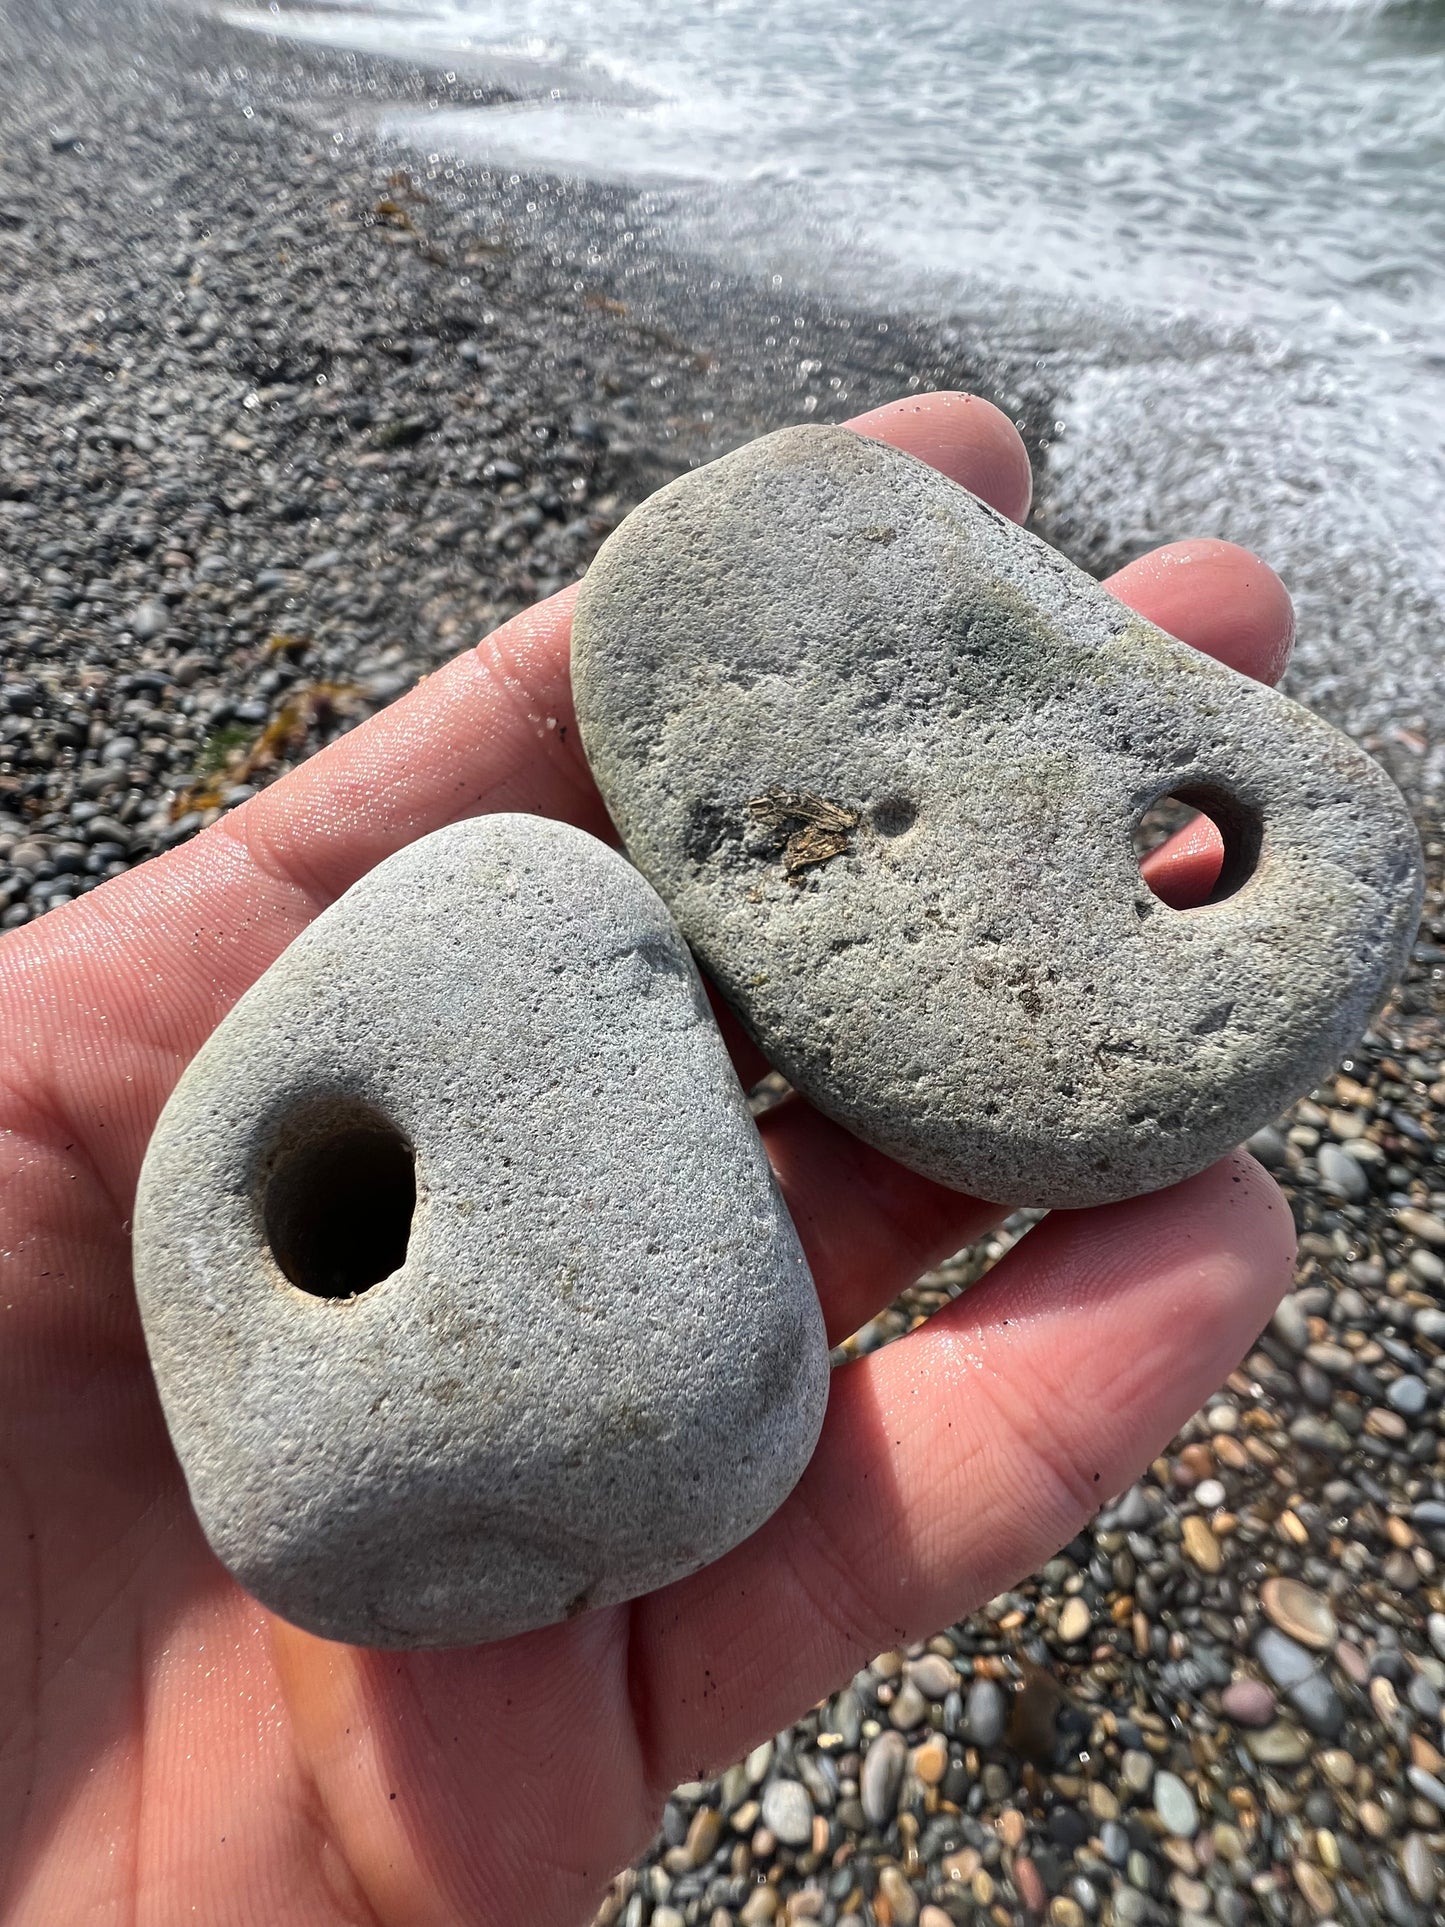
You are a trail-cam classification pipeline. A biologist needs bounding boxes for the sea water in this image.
[226,0,1445,768]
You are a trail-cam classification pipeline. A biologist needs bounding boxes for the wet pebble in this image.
[760,1778,814,1848]
[860,1730,907,1829]
[964,1677,1006,1747]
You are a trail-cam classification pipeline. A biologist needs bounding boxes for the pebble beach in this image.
[3,4,1444,1925]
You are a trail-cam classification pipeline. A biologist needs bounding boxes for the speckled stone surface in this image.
[133,814,827,1648]
[572,424,1423,1207]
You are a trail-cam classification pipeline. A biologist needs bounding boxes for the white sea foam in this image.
[221,0,1445,755]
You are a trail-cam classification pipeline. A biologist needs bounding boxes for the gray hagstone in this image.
[571,425,1424,1207]
[133,814,828,1648]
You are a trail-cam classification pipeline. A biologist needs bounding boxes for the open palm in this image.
[0,395,1297,1926]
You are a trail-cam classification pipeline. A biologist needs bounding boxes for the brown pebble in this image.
[997,1807,1027,1850]
[912,1739,947,1787]
[686,1806,724,1868]
[877,1865,918,1927]
[740,1891,781,1926]
[918,1911,954,1927]
[1182,1515,1223,1573]
[1292,1856,1335,1918]
[1260,1576,1336,1649]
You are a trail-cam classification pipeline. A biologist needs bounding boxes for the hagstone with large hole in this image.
[571,424,1422,1207]
[133,815,827,1648]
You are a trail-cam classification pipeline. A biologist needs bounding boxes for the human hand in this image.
[0,394,1296,1925]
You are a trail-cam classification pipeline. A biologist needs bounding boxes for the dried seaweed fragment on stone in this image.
[747,787,860,880]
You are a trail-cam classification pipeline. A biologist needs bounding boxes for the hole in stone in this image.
[871,794,917,838]
[1132,783,1263,909]
[262,1100,415,1300]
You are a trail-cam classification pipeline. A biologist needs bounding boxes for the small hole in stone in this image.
[1132,784,1263,908]
[871,794,917,838]
[263,1101,415,1300]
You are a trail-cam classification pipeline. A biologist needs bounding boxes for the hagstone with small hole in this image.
[134,814,827,1648]
[572,424,1422,1207]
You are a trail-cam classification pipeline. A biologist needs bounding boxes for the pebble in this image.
[571,423,1422,1207]
[133,817,828,1644]
[1255,1627,1317,1690]
[1261,1577,1337,1649]
[1181,1515,1223,1573]
[1152,1771,1199,1839]
[877,1866,918,1927]
[1387,1373,1429,1417]
[1058,1597,1093,1644]
[860,1731,907,1828]
[1402,1832,1438,1904]
[1287,1671,1345,1737]
[1406,1767,1445,1814]
[1244,1722,1312,1765]
[1293,1856,1335,1916]
[1397,1208,1445,1247]
[760,1778,814,1848]
[1013,1855,1046,1914]
[907,1654,960,1700]
[1221,1678,1278,1727]
[1120,1749,1155,1795]
[964,1677,1006,1748]
[888,1679,927,1730]
[1318,1141,1370,1200]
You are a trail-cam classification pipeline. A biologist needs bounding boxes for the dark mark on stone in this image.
[747,787,860,880]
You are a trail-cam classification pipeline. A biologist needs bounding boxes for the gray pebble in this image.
[1286,1671,1345,1737]
[1402,1832,1439,1905]
[1318,1140,1370,1201]
[1245,1125,1288,1169]
[1388,1374,1430,1418]
[1270,1293,1310,1352]
[888,1678,928,1730]
[964,1676,1006,1747]
[1408,1672,1442,1720]
[1406,1767,1445,1814]
[908,1653,960,1700]
[1255,1627,1316,1690]
[1100,1820,1130,1867]
[759,1777,814,1847]
[830,1686,863,1747]
[134,816,828,1646]
[1152,1769,1199,1838]
[128,596,169,638]
[572,424,1423,1207]
[860,1729,907,1828]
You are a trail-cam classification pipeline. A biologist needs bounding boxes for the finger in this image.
[1103,538,1295,685]
[632,1153,1293,1786]
[848,392,1033,523]
[1140,813,1226,910]
[761,1103,1003,1345]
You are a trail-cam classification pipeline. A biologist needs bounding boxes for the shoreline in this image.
[4,8,1445,1927]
